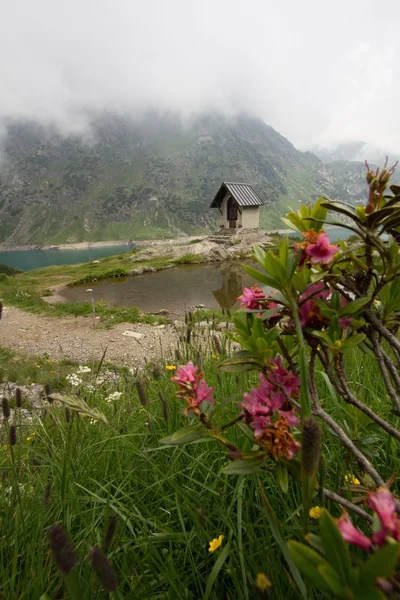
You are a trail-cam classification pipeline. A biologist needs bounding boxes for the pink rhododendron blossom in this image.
[368,487,400,543]
[172,361,214,415]
[336,512,372,551]
[238,285,265,310]
[305,232,339,265]
[240,361,300,460]
[298,282,330,328]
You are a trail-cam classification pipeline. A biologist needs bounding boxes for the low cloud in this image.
[0,0,399,153]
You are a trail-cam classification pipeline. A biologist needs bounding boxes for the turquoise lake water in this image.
[0,226,351,272]
[0,245,133,271]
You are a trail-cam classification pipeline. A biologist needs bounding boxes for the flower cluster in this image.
[172,361,214,416]
[66,373,83,387]
[240,358,300,460]
[106,391,123,403]
[296,229,338,266]
[336,487,400,550]
[297,282,350,330]
[238,285,278,313]
[77,365,91,374]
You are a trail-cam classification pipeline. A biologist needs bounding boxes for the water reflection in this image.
[212,264,243,310]
[59,262,255,314]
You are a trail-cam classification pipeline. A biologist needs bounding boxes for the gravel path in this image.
[0,306,181,367]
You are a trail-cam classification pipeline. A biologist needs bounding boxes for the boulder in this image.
[121,331,145,339]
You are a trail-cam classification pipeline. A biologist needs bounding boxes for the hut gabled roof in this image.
[210,182,264,208]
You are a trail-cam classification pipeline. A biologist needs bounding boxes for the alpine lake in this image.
[0,227,353,315]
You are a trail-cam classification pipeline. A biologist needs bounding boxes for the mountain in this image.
[311,141,397,166]
[0,112,387,246]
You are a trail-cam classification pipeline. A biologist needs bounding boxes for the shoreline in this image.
[0,226,339,253]
[0,235,208,252]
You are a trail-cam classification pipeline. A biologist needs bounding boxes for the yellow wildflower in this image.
[345,474,360,485]
[212,354,220,360]
[26,432,36,442]
[309,506,321,519]
[256,573,272,591]
[165,365,177,371]
[208,535,224,552]
[35,365,41,369]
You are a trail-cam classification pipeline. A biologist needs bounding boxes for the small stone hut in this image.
[210,182,263,230]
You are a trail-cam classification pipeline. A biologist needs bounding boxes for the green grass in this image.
[0,330,398,599]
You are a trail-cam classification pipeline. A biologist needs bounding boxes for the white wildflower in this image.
[66,373,83,387]
[106,391,123,403]
[77,365,91,374]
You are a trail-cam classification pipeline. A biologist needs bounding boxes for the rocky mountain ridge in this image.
[0,112,391,246]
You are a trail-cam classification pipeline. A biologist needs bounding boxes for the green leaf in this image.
[319,509,351,585]
[359,542,400,583]
[354,587,386,600]
[342,333,366,349]
[288,541,338,595]
[159,425,212,445]
[203,542,230,600]
[218,357,260,373]
[339,297,370,316]
[223,458,265,475]
[310,330,333,345]
[259,486,308,599]
[275,462,289,493]
[318,565,345,595]
[242,264,279,289]
[305,533,325,555]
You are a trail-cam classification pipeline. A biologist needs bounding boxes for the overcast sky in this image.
[1,0,399,152]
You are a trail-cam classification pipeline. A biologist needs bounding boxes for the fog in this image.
[1,0,399,152]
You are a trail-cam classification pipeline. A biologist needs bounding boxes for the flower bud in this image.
[10,425,17,446]
[48,525,77,577]
[378,168,390,184]
[301,417,321,477]
[15,388,22,408]
[89,546,118,591]
[366,170,375,184]
[370,177,379,190]
[355,205,366,221]
[2,397,10,419]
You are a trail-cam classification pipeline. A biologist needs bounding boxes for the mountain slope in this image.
[0,113,381,245]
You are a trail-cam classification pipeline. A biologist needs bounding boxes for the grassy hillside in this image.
[0,112,380,245]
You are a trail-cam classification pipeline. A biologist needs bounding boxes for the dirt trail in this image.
[0,306,180,367]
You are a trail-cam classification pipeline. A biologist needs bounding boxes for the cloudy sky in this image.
[1,0,399,152]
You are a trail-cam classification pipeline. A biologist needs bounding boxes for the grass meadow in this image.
[0,322,399,599]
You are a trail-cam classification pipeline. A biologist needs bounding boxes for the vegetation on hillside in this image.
[1,113,392,246]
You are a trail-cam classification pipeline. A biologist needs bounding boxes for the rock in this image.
[91,260,101,264]
[128,267,144,276]
[217,322,234,331]
[195,304,205,308]
[194,321,210,328]
[142,266,157,273]
[158,309,169,315]
[207,246,228,262]
[121,331,145,339]
[173,320,185,328]
[156,325,166,329]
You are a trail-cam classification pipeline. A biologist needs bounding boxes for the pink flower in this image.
[368,487,400,543]
[172,361,214,415]
[240,362,300,460]
[305,233,339,265]
[336,512,372,551]
[298,282,330,328]
[269,357,300,396]
[195,379,214,405]
[173,361,198,386]
[238,285,265,310]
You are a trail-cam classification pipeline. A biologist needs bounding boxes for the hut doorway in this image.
[227,196,238,228]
